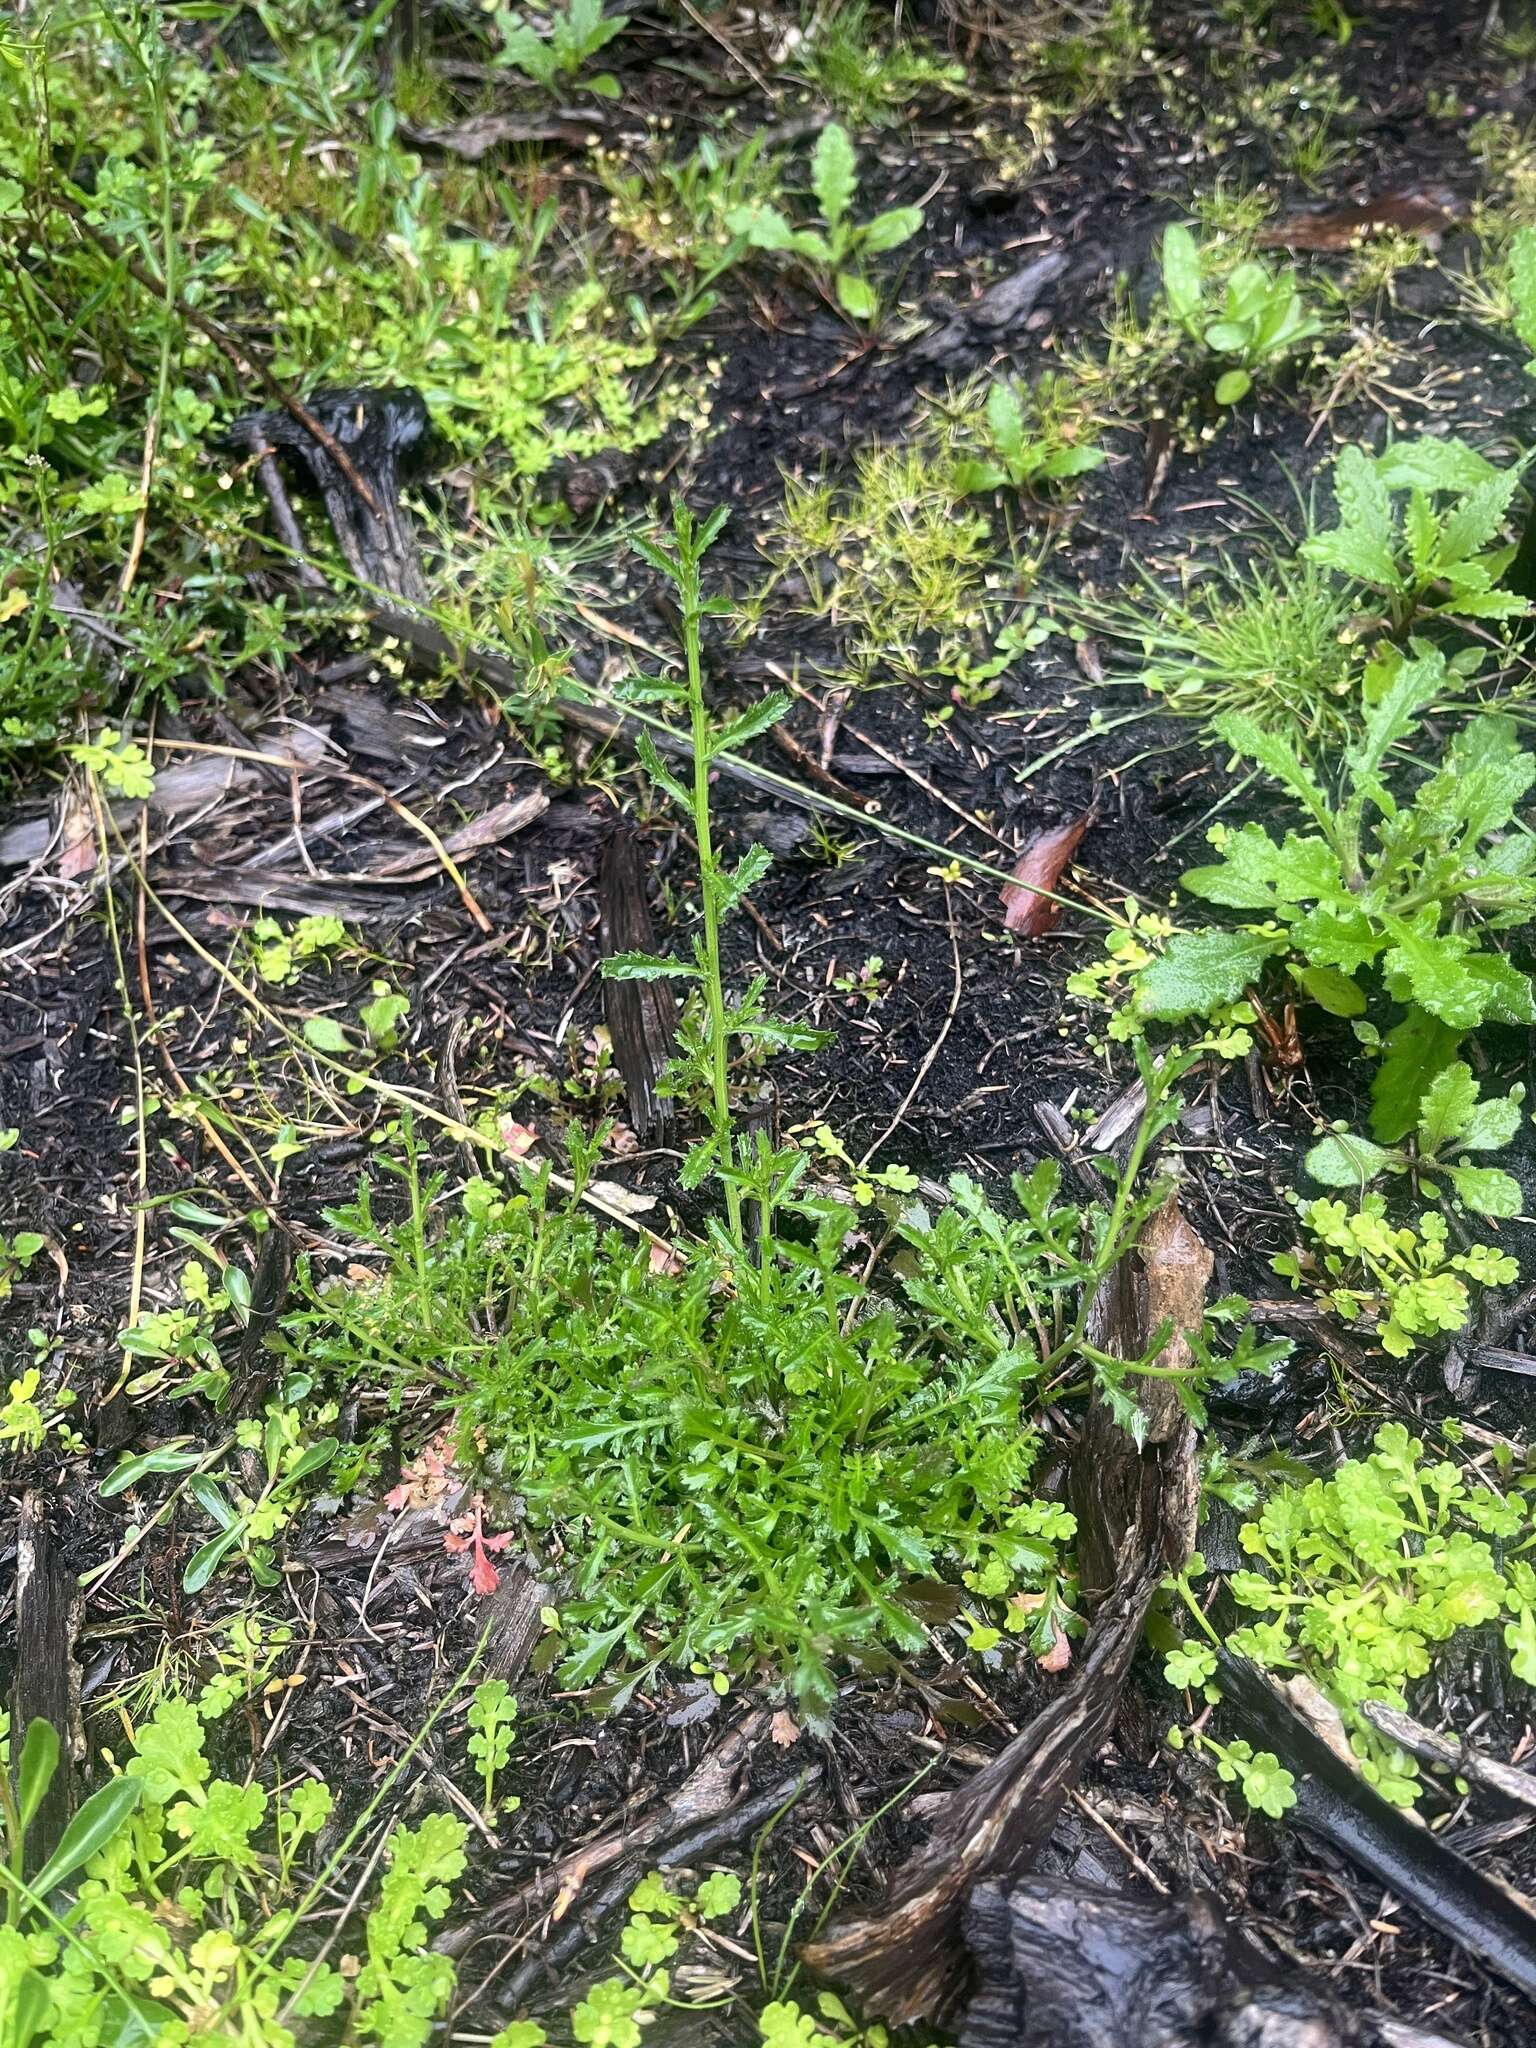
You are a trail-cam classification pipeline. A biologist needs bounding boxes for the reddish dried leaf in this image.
[470,1546,503,1596]
[1001,815,1091,936]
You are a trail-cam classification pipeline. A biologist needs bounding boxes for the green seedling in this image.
[492,0,630,96]
[726,123,922,323]
[1160,223,1324,403]
[466,1679,519,1820]
[1305,1062,1525,1219]
[603,502,825,1244]
[0,1231,43,1303]
[1167,1423,1536,1808]
[1272,1195,1517,1358]
[953,373,1104,496]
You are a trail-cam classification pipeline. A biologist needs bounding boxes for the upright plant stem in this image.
[679,547,742,1246]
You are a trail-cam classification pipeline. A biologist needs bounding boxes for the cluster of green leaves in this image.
[754,443,1012,687]
[783,0,963,127]
[102,1399,341,1594]
[1166,1424,1536,1808]
[727,124,922,324]
[1136,648,1536,1147]
[1160,224,1325,404]
[0,1699,464,2048]
[1272,1196,1517,1357]
[1304,1061,1525,1219]
[295,1046,1271,1721]
[1298,438,1530,635]
[0,2,687,760]
[952,372,1105,497]
[491,0,630,96]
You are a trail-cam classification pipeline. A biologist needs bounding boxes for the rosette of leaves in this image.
[726,124,922,323]
[1299,436,1531,635]
[1160,223,1324,404]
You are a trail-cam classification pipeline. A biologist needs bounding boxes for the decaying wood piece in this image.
[800,1548,1163,2026]
[1218,1653,1536,2005]
[12,1494,83,1873]
[231,386,432,603]
[958,1878,1370,2048]
[599,824,678,1144]
[1071,1194,1211,1606]
[803,1195,1211,2024]
[1256,187,1457,251]
[1362,1702,1536,1812]
[438,1704,774,1958]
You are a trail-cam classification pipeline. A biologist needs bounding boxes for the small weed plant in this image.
[951,372,1105,498]
[1160,223,1325,404]
[1133,651,1536,1145]
[1166,1424,1536,1809]
[1304,1061,1525,1220]
[491,0,631,96]
[727,124,922,324]
[1298,437,1529,634]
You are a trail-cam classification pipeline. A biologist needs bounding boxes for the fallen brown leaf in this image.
[1000,814,1091,935]
[1257,185,1458,251]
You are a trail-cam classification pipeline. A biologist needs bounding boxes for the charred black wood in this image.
[801,1546,1163,2026]
[12,1494,81,1874]
[1218,1651,1536,2004]
[221,1226,294,1420]
[958,1878,1367,2048]
[229,386,433,602]
[599,825,678,1144]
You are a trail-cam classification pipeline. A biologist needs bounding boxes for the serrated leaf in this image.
[1443,1163,1523,1219]
[1345,649,1444,785]
[634,728,692,811]
[302,1015,351,1054]
[1375,436,1500,493]
[1301,445,1400,590]
[1438,465,1522,568]
[1304,1132,1399,1188]
[1212,712,1333,832]
[812,123,858,230]
[1458,1088,1526,1151]
[1381,916,1483,1028]
[1417,1061,1477,1151]
[712,691,789,756]
[718,843,773,917]
[602,950,700,981]
[1181,825,1341,909]
[1134,928,1285,1020]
